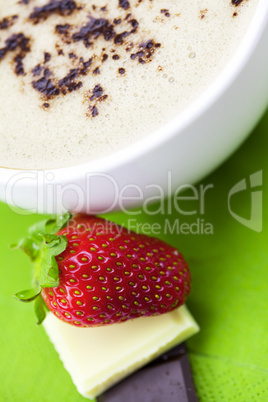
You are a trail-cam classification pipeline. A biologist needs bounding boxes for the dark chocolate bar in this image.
[98,343,198,402]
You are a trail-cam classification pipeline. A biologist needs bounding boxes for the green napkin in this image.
[1,109,268,401]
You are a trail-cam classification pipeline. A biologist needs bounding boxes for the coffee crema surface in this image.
[0,0,258,169]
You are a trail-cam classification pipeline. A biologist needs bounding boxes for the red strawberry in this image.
[14,213,191,327]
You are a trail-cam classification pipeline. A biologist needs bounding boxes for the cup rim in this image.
[1,0,268,181]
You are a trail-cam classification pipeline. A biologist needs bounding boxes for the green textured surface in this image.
[1,108,268,401]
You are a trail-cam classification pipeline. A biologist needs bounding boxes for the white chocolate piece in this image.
[43,305,199,399]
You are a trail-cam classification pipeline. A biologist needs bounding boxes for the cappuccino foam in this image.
[0,0,258,169]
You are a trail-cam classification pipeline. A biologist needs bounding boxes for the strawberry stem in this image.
[13,212,72,324]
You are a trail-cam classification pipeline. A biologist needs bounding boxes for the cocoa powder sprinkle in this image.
[0,2,162,118]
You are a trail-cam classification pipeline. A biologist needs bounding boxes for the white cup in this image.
[1,0,268,215]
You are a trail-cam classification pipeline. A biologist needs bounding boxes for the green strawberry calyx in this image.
[13,212,72,324]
